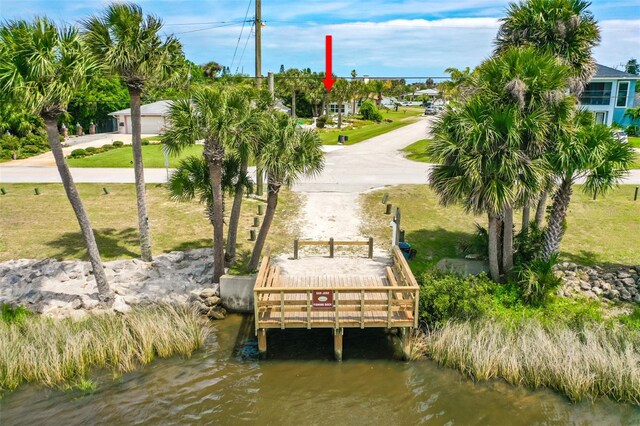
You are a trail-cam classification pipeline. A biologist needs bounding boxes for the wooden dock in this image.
[254,244,419,360]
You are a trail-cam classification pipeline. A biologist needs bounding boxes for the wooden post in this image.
[334,328,344,361]
[258,204,264,215]
[399,328,411,361]
[368,237,373,258]
[103,187,109,195]
[329,237,334,258]
[294,238,299,259]
[385,203,392,214]
[257,329,267,355]
[382,193,388,204]
[0,188,5,195]
[250,229,256,241]
[34,187,40,195]
[253,216,259,227]
[635,187,638,201]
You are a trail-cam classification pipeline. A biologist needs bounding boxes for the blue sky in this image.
[2,0,639,80]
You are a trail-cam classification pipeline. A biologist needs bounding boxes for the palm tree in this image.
[496,0,601,91]
[0,18,112,302]
[541,118,634,261]
[330,79,352,129]
[369,80,386,107]
[83,3,185,262]
[248,113,325,270]
[277,68,306,119]
[624,107,640,124]
[168,155,250,241]
[162,87,252,283]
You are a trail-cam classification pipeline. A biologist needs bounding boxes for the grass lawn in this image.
[361,185,640,276]
[402,139,435,162]
[0,184,300,272]
[629,136,640,149]
[67,144,204,168]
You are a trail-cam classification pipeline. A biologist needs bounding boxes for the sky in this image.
[1,0,639,81]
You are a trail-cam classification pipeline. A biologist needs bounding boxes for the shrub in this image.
[626,125,639,136]
[359,100,383,122]
[85,146,97,153]
[70,148,87,158]
[1,304,30,325]
[515,254,562,306]
[112,141,124,147]
[384,118,392,123]
[419,271,497,326]
[456,223,488,258]
[316,115,327,129]
[141,139,150,146]
[20,145,41,155]
[102,144,114,150]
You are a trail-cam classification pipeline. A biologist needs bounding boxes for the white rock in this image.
[112,296,131,314]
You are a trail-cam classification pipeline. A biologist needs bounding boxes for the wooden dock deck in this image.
[254,244,419,360]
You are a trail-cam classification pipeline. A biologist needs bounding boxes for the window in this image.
[616,82,629,107]
[594,111,607,125]
[329,104,345,114]
[580,82,612,105]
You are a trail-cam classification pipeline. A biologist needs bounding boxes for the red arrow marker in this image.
[321,35,336,91]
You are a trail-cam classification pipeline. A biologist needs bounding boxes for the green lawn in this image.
[402,139,435,162]
[362,185,640,276]
[629,136,640,149]
[67,144,204,168]
[0,184,300,272]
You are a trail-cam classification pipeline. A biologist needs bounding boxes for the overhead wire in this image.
[236,21,255,74]
[230,0,253,72]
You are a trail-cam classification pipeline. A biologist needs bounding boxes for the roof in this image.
[415,89,439,95]
[592,64,638,80]
[109,100,171,116]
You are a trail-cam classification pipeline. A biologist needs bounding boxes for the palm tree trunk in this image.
[291,90,296,119]
[521,199,531,234]
[338,108,342,129]
[541,179,573,262]
[44,118,112,304]
[248,182,279,271]
[535,191,547,227]
[225,158,247,264]
[205,144,226,284]
[502,207,514,275]
[488,213,500,282]
[322,92,327,116]
[128,87,153,262]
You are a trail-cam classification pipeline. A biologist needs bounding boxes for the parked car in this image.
[612,129,628,144]
[424,106,437,115]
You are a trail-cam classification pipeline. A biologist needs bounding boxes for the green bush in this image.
[359,100,383,122]
[141,139,150,146]
[102,144,114,150]
[1,303,30,325]
[70,148,87,158]
[419,271,497,326]
[112,141,124,147]
[626,124,639,136]
[316,115,327,129]
[85,146,97,153]
[516,254,563,306]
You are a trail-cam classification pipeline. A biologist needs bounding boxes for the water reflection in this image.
[1,314,638,425]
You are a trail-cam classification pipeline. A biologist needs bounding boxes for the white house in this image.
[109,100,171,134]
[579,64,638,126]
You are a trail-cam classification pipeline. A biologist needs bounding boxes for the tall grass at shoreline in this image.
[411,319,640,404]
[0,304,207,392]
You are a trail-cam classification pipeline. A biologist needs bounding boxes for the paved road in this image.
[2,117,640,187]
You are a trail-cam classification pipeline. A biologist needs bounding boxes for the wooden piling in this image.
[385,203,392,214]
[381,193,388,204]
[329,238,334,258]
[293,238,299,259]
[258,205,264,215]
[368,237,373,258]
[253,216,259,227]
[399,328,411,361]
[250,229,256,241]
[258,329,267,355]
[334,328,344,361]
[635,187,638,201]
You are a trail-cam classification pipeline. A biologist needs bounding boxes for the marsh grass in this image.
[0,304,207,392]
[416,319,640,404]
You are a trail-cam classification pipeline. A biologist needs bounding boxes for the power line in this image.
[230,0,253,72]
[236,22,255,74]
[173,22,242,35]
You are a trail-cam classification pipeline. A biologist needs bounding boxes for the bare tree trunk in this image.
[337,107,342,129]
[535,191,547,227]
[502,207,514,275]
[204,143,226,284]
[521,199,531,234]
[248,182,279,271]
[322,92,328,116]
[225,158,247,264]
[488,213,500,282]
[45,118,112,304]
[541,180,572,262]
[128,87,153,262]
[291,90,296,119]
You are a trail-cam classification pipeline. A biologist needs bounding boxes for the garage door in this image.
[140,116,165,134]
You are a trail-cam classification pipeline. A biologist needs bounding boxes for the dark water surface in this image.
[1,314,638,425]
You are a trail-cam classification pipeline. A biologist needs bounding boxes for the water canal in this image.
[1,314,638,425]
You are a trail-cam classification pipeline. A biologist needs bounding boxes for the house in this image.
[579,64,638,126]
[109,100,171,134]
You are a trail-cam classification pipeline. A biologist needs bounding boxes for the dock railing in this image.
[254,245,419,332]
[293,237,374,259]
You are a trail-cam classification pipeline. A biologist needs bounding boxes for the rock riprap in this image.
[555,263,640,303]
[0,249,223,318]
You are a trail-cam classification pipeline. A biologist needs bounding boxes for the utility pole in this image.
[254,0,264,196]
[254,0,262,87]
